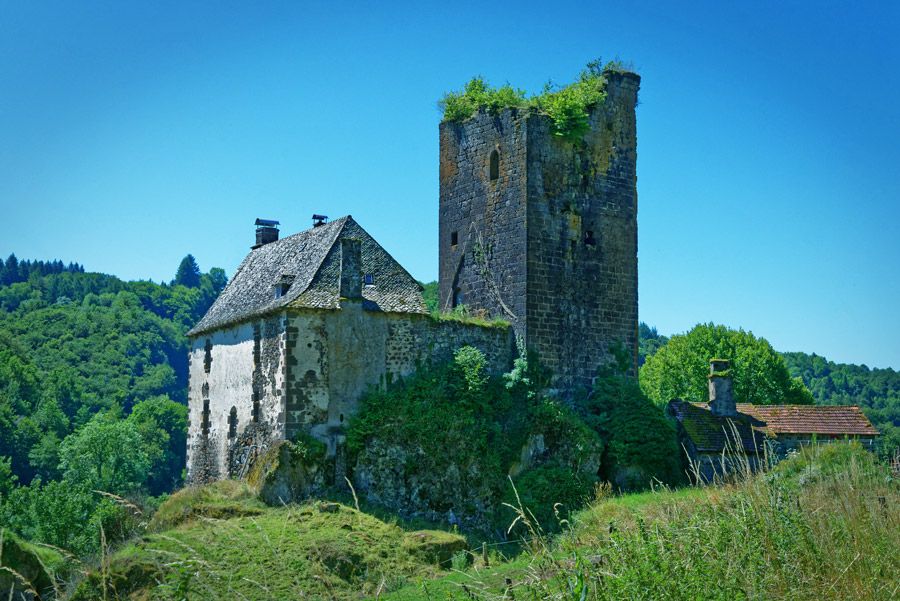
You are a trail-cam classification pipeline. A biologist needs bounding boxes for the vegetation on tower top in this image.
[439,59,636,141]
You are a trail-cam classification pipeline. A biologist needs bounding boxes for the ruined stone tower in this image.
[438,71,640,393]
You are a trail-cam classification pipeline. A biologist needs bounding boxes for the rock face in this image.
[351,431,603,531]
[0,530,59,600]
[439,71,641,390]
[246,440,327,506]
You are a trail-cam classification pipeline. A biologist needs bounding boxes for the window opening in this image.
[489,150,500,181]
[201,398,211,437]
[450,231,458,247]
[204,339,212,373]
[228,407,238,439]
[253,324,261,365]
[251,387,260,423]
[584,230,596,246]
[364,273,375,286]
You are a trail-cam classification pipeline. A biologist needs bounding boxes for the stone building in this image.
[439,71,641,391]
[187,68,645,483]
[667,360,880,482]
[186,216,512,483]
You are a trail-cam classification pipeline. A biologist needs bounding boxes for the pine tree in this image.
[174,254,201,288]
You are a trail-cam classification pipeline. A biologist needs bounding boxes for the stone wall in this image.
[186,315,287,484]
[284,304,515,448]
[188,305,512,485]
[438,72,640,395]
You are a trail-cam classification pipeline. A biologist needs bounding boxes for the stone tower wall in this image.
[525,72,640,390]
[438,109,528,325]
[438,72,640,394]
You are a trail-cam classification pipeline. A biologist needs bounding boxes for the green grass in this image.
[429,305,510,329]
[70,491,467,600]
[68,443,898,600]
[384,443,900,600]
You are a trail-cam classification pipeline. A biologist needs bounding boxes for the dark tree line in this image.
[1,254,84,286]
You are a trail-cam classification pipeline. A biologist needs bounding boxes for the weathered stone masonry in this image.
[439,72,641,392]
[186,216,514,483]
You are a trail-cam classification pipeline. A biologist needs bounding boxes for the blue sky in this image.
[1,1,898,368]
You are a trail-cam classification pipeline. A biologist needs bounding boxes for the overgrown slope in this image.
[70,482,467,600]
[385,443,900,600]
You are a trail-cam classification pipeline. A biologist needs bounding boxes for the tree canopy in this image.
[639,323,814,406]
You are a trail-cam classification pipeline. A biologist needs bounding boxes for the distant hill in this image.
[0,254,226,491]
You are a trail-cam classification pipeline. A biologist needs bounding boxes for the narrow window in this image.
[364,273,375,286]
[227,407,238,439]
[584,230,596,246]
[450,231,458,247]
[489,150,500,181]
[253,324,261,366]
[204,339,213,373]
[201,398,211,437]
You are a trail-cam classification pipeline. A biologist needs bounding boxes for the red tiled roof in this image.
[668,401,880,454]
[735,404,879,436]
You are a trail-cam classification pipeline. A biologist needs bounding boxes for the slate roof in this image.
[668,400,880,454]
[188,216,426,336]
[667,401,767,454]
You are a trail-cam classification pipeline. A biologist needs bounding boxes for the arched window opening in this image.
[489,150,500,181]
[228,407,238,439]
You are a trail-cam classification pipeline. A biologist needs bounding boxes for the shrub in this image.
[439,59,633,142]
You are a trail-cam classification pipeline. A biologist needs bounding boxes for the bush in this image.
[439,60,631,142]
[347,346,603,530]
[579,359,683,490]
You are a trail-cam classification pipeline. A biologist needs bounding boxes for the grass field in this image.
[67,443,898,600]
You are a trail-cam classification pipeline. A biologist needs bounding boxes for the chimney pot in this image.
[252,218,280,249]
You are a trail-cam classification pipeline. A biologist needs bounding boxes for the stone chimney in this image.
[339,238,362,300]
[708,359,736,416]
[253,218,280,249]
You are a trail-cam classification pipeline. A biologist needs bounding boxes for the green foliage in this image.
[430,304,510,328]
[385,443,899,600]
[127,396,188,495]
[505,465,595,530]
[173,254,201,288]
[638,321,668,365]
[453,345,487,392]
[72,497,467,601]
[347,346,602,531]
[59,415,150,495]
[438,77,527,122]
[419,280,438,313]
[579,357,683,490]
[639,322,814,406]
[439,59,633,141]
